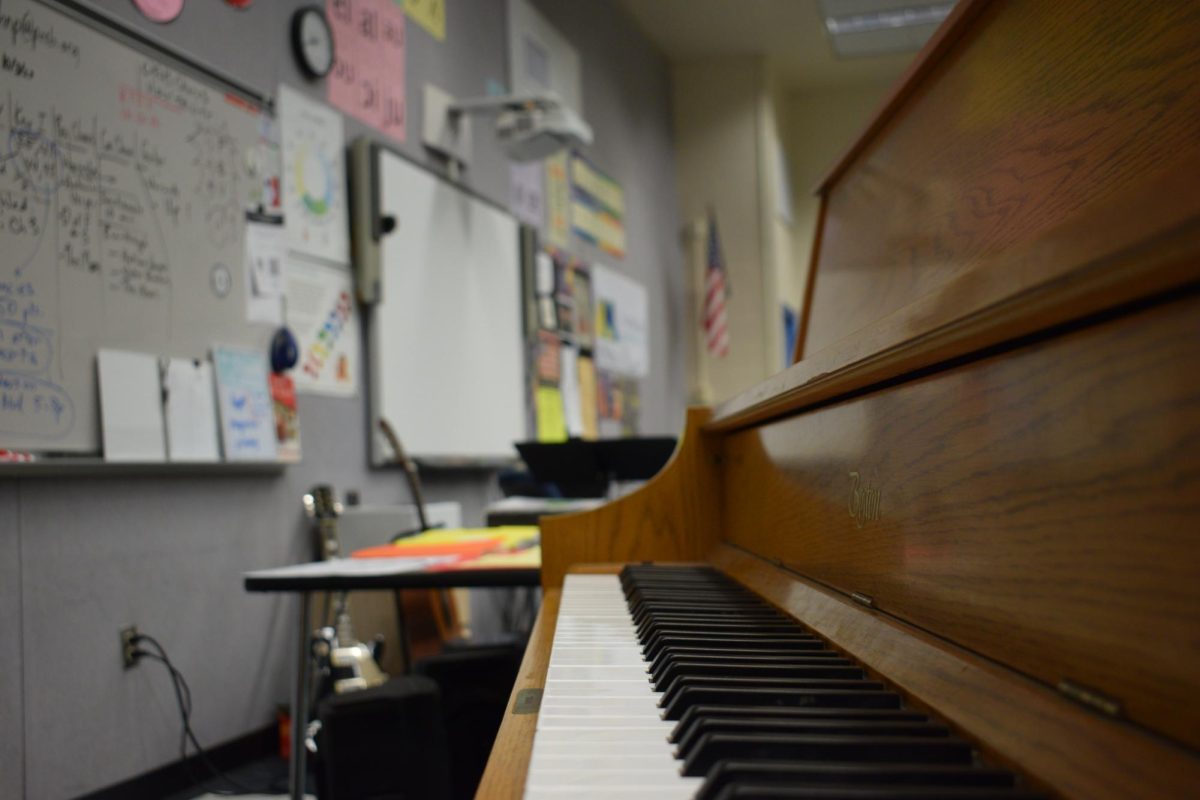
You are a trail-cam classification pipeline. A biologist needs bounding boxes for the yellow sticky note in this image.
[536,386,568,442]
[403,0,445,41]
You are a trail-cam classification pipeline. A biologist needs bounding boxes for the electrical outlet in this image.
[120,625,140,669]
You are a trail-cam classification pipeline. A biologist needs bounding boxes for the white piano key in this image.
[524,575,696,800]
[537,714,674,730]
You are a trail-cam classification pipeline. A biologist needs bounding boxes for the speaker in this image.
[316,675,451,800]
[414,644,523,800]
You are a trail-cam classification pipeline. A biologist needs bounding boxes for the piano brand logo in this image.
[848,471,881,529]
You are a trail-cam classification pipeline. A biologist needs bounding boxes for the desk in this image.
[244,556,540,800]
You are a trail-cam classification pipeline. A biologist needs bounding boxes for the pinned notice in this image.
[213,345,277,461]
[327,0,407,141]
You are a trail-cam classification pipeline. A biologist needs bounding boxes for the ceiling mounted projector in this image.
[423,85,593,166]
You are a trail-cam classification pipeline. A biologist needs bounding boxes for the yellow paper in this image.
[403,0,446,41]
[390,526,538,549]
[536,385,568,442]
[578,356,598,440]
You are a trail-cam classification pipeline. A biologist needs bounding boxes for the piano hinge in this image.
[512,688,543,715]
[1057,679,1122,718]
[850,592,876,609]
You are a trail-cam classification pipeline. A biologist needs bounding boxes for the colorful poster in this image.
[279,85,351,264]
[570,154,625,257]
[404,0,446,41]
[286,257,361,397]
[597,371,639,436]
[545,151,571,248]
[592,263,648,378]
[327,0,407,141]
[511,161,545,228]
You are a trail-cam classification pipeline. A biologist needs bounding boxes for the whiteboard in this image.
[367,147,525,463]
[0,0,269,453]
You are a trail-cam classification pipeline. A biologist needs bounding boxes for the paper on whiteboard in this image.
[243,220,286,325]
[592,264,649,377]
[97,350,166,462]
[279,85,350,264]
[287,258,360,397]
[163,358,220,462]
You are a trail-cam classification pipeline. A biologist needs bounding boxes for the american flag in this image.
[704,211,731,358]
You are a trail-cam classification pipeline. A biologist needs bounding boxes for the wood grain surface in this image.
[712,544,1200,799]
[713,147,1200,431]
[721,291,1200,750]
[538,407,722,588]
[804,0,1200,357]
[476,588,560,800]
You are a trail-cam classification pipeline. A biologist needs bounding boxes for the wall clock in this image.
[291,7,335,80]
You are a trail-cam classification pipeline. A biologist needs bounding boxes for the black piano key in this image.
[662,686,903,721]
[646,636,830,659]
[650,648,848,677]
[634,606,784,626]
[629,592,762,607]
[660,677,886,716]
[646,637,830,661]
[651,654,855,684]
[696,762,1019,799]
[645,629,819,657]
[681,733,974,777]
[640,619,801,641]
[636,611,788,634]
[642,620,801,636]
[674,718,952,761]
[708,787,1044,800]
[655,662,866,693]
[619,565,1039,800]
[671,706,931,745]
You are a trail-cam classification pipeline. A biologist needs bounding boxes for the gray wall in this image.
[1,1,683,796]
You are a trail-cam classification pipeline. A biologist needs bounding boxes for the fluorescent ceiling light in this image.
[825,2,954,36]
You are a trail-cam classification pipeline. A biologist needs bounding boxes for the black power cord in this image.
[131,633,257,796]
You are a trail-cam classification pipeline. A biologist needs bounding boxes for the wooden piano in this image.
[480,0,1200,796]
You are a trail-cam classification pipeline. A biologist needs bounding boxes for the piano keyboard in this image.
[525,566,1042,799]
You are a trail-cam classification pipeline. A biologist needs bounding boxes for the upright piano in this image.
[480,0,1200,796]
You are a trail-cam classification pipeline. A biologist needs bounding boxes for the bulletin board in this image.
[0,0,273,453]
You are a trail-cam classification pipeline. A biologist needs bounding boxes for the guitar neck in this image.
[318,518,340,560]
